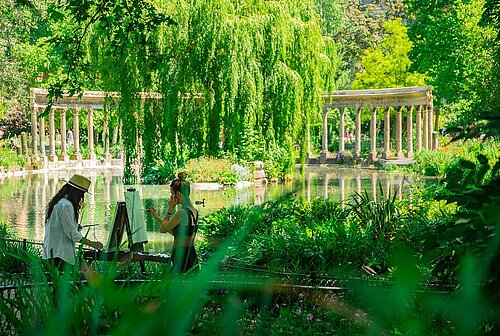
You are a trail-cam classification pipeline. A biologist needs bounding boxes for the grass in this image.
[1,187,498,334]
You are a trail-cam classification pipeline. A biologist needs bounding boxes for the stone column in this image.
[72,108,82,161]
[59,108,69,162]
[355,106,361,158]
[39,115,46,163]
[383,107,391,159]
[423,106,429,150]
[31,106,38,160]
[396,106,404,159]
[369,107,377,162]
[21,132,30,162]
[338,107,345,154]
[407,106,414,159]
[48,108,57,162]
[320,108,328,163]
[432,131,439,150]
[416,105,422,152]
[88,108,97,162]
[15,136,22,155]
[428,102,434,150]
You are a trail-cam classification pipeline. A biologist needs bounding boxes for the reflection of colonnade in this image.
[304,171,409,207]
[315,86,436,163]
[1,171,122,242]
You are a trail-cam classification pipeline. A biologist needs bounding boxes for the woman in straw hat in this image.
[148,172,199,273]
[42,174,103,270]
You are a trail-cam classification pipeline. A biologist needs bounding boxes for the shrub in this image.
[181,157,240,185]
[0,147,26,171]
[412,149,455,176]
[0,223,40,274]
[410,138,500,177]
[142,159,176,185]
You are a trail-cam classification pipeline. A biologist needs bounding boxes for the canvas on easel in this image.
[124,188,148,251]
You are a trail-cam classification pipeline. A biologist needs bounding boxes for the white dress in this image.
[42,198,82,265]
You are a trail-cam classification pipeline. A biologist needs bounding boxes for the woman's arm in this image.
[148,207,183,234]
[159,210,183,234]
[59,203,103,249]
[59,203,83,242]
[81,237,103,249]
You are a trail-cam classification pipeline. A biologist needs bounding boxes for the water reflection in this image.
[0,167,433,251]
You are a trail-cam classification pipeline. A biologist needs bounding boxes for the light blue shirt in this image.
[42,198,82,265]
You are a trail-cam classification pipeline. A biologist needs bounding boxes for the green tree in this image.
[45,0,342,182]
[0,0,43,134]
[479,0,500,129]
[406,0,496,125]
[351,18,426,89]
[316,0,408,89]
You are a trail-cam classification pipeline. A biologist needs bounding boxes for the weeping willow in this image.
[52,0,340,182]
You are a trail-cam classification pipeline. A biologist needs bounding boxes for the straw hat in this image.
[66,174,91,193]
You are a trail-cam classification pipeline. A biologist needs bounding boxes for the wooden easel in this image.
[106,201,133,252]
[83,201,170,273]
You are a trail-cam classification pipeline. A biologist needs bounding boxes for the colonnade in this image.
[28,106,112,163]
[25,87,437,168]
[315,86,437,163]
[23,88,120,168]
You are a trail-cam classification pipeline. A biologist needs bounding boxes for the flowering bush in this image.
[181,157,241,185]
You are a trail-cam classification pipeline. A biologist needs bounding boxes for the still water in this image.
[0,167,434,251]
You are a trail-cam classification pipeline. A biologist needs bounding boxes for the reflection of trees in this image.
[0,169,425,243]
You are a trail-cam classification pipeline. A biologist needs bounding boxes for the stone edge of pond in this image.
[0,164,124,179]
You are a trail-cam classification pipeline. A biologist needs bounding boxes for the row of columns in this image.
[26,107,112,165]
[318,104,438,163]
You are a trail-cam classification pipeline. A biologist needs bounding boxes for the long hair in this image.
[46,184,85,223]
[170,172,190,197]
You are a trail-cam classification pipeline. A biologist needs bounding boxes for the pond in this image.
[0,166,435,252]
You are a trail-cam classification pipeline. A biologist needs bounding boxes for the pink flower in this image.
[307,314,314,321]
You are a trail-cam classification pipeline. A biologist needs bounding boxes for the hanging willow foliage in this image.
[48,0,340,182]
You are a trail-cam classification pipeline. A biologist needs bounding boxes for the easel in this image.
[83,201,170,272]
[106,201,134,252]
